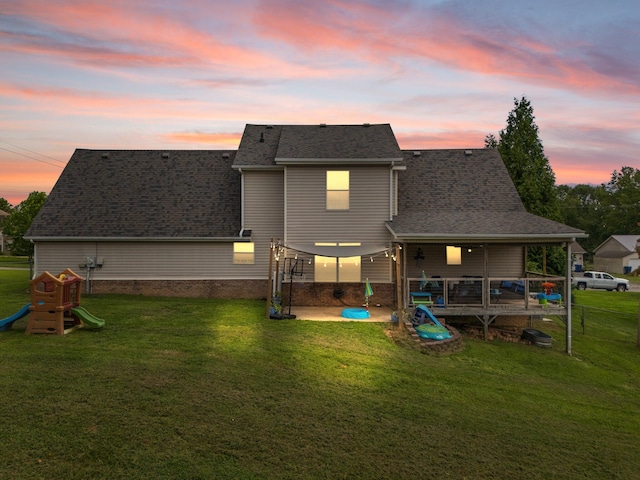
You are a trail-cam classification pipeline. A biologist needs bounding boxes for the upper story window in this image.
[326,171,349,210]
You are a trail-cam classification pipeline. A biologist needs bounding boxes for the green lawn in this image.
[1,269,639,479]
[0,255,30,266]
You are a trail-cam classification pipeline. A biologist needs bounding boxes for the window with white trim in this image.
[233,242,255,264]
[326,171,349,210]
[313,242,361,282]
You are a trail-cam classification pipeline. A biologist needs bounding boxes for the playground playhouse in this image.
[25,268,105,335]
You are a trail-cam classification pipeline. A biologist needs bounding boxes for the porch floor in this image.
[426,303,567,317]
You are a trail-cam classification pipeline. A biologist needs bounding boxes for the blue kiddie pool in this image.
[341,308,370,319]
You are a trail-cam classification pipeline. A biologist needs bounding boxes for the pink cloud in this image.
[0,81,219,122]
[396,130,486,149]
[252,0,639,96]
[162,131,242,147]
[1,1,326,79]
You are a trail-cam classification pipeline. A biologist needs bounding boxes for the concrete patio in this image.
[284,305,395,322]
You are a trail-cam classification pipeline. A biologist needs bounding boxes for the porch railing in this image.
[406,276,567,310]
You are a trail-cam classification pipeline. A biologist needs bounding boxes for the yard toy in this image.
[25,268,105,335]
[0,304,31,332]
[411,305,451,340]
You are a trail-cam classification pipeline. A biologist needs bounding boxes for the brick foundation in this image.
[281,282,395,307]
[88,280,396,305]
[445,315,534,329]
[91,279,268,299]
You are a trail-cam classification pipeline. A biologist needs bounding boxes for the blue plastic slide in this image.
[413,305,451,340]
[0,304,31,332]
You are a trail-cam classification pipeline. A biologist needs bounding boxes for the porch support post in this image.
[566,240,572,355]
[637,302,640,348]
[266,238,274,319]
[483,243,489,307]
[478,314,498,341]
[395,243,403,327]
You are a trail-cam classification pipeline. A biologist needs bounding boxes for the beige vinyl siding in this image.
[487,245,525,276]
[406,244,524,278]
[360,254,393,280]
[285,165,394,282]
[243,170,284,275]
[35,242,257,280]
[33,171,284,281]
[286,165,391,242]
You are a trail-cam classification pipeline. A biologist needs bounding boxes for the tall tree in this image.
[557,183,609,258]
[487,96,563,273]
[3,191,47,256]
[0,197,12,213]
[489,96,561,222]
[604,166,640,235]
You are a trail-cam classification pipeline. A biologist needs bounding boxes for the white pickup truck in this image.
[572,271,629,291]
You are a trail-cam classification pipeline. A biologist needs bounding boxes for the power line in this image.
[0,146,65,169]
[0,140,67,166]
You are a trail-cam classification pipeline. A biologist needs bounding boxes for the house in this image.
[570,241,586,272]
[593,235,640,274]
[26,123,586,336]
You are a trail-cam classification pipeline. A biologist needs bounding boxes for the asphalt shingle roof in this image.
[26,150,240,239]
[27,125,586,242]
[232,124,282,167]
[276,124,401,160]
[233,124,401,166]
[387,149,585,239]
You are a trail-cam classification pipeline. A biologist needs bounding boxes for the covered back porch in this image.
[398,240,574,350]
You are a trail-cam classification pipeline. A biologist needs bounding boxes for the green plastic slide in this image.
[70,306,105,330]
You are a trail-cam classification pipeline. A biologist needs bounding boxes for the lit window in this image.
[326,171,349,210]
[314,256,362,282]
[315,255,336,282]
[446,246,461,265]
[338,256,361,282]
[233,242,254,264]
[313,242,362,282]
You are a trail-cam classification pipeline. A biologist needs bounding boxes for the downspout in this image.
[239,167,245,233]
[283,167,288,243]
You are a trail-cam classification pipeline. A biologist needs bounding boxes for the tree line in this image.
[0,192,47,257]
[487,96,639,274]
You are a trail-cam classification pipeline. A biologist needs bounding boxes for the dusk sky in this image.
[1,0,639,206]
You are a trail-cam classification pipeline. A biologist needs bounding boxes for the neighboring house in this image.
[593,235,640,274]
[26,123,586,325]
[0,209,9,254]
[570,241,586,272]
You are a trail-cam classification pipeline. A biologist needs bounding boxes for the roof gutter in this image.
[24,236,250,243]
[385,225,586,242]
[275,157,403,165]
